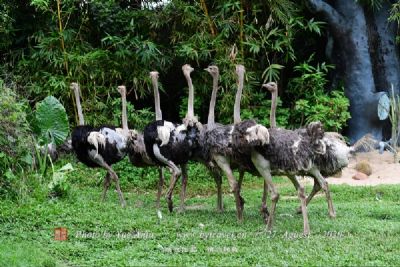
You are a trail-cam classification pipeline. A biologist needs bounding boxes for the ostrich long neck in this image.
[121,89,129,133]
[151,75,162,120]
[234,67,244,124]
[73,85,85,125]
[185,73,194,119]
[207,74,219,130]
[270,88,277,128]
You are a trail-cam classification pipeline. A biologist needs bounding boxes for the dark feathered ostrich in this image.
[143,64,202,212]
[149,70,189,210]
[70,82,129,207]
[201,65,271,222]
[201,65,226,212]
[251,82,353,234]
[125,70,193,211]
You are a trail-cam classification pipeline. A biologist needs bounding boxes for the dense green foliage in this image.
[1,0,344,128]
[0,82,35,198]
[0,159,399,266]
[288,58,351,131]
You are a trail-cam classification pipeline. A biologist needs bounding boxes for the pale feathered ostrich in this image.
[143,64,202,212]
[201,65,272,222]
[70,83,130,207]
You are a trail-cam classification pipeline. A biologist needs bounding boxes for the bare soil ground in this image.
[327,151,400,186]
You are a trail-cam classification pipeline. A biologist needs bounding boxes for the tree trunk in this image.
[306,0,398,143]
[370,1,400,94]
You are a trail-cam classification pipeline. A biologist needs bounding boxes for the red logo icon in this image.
[54,227,68,241]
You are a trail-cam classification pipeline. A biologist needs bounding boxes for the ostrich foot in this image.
[303,226,310,236]
[260,205,269,222]
[239,196,245,211]
[329,210,336,218]
[266,216,274,231]
[296,206,303,214]
[177,204,186,213]
[167,198,174,213]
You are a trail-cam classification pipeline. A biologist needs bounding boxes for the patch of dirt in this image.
[327,151,400,186]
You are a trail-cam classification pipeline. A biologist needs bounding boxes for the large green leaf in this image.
[35,96,69,146]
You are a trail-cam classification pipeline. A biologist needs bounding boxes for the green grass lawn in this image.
[1,160,400,266]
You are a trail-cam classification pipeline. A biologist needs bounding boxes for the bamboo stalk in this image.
[239,1,244,59]
[56,0,79,124]
[56,0,68,74]
[200,0,216,36]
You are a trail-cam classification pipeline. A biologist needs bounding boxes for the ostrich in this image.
[254,82,353,230]
[201,65,225,211]
[201,65,273,222]
[149,70,189,210]
[70,82,129,207]
[143,64,202,212]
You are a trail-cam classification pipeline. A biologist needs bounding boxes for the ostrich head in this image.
[235,64,245,76]
[204,65,219,77]
[70,82,78,91]
[70,82,85,125]
[262,82,278,93]
[262,82,278,128]
[150,71,159,79]
[117,85,126,95]
[182,64,194,76]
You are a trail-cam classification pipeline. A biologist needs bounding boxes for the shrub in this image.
[288,57,351,131]
[0,81,35,197]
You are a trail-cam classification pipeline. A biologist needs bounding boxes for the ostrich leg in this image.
[237,170,245,191]
[101,172,111,201]
[152,144,182,212]
[237,170,245,211]
[212,171,224,212]
[309,167,336,218]
[287,175,310,235]
[214,155,243,222]
[260,180,269,220]
[179,164,188,211]
[166,167,182,212]
[156,167,165,209]
[250,151,279,231]
[296,179,321,214]
[92,154,126,207]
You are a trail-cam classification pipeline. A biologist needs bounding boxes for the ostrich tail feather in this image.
[157,126,171,146]
[245,124,270,145]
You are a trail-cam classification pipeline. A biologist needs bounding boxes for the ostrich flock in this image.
[70,64,354,235]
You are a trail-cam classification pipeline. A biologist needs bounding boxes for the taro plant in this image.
[32,95,69,177]
[34,95,69,146]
